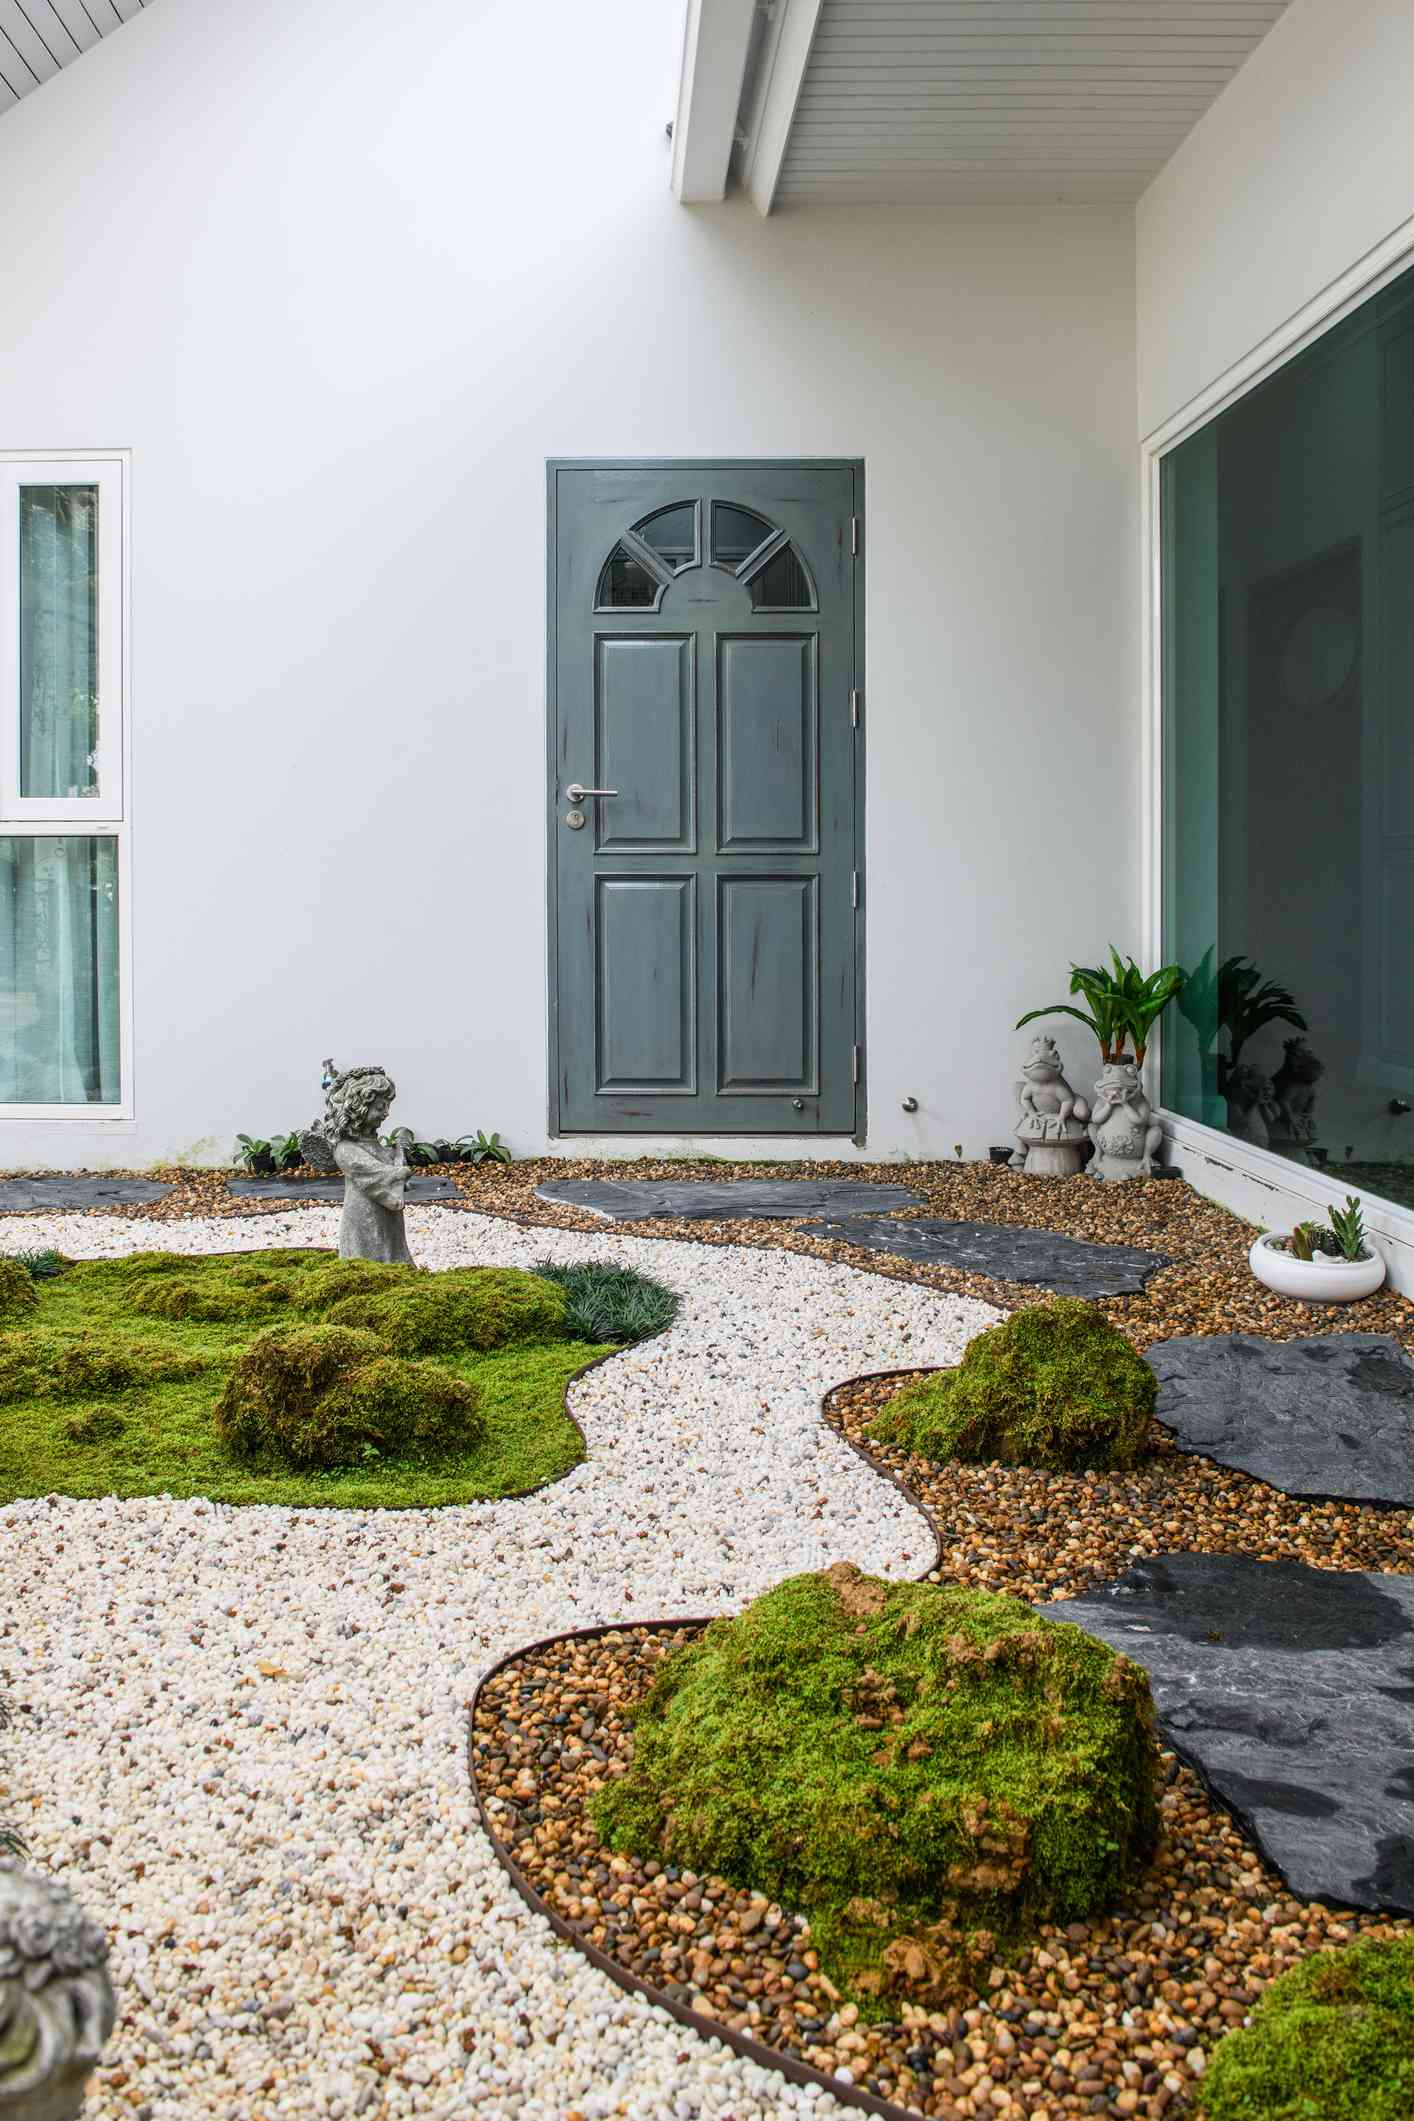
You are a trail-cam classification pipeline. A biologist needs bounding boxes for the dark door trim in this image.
[545,457,866,1141]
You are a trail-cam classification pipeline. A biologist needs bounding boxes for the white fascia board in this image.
[740,0,822,217]
[671,0,759,205]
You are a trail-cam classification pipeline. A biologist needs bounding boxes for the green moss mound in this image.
[214,1323,484,1470]
[1198,1937,1414,2121]
[295,1261,566,1353]
[869,1299,1156,1472]
[593,1561,1159,2013]
[0,1260,37,1325]
[0,1329,204,1402]
[110,1248,318,1323]
[63,1407,126,1445]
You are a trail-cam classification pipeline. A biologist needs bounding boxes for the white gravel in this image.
[0,1206,998,2120]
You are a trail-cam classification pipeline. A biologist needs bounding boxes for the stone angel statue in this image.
[301,1058,414,1265]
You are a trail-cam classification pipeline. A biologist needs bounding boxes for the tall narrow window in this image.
[0,457,126,1110]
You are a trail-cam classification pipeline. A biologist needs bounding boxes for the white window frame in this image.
[0,449,132,1120]
[1140,214,1414,1287]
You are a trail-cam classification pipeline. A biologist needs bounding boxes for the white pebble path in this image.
[0,1205,998,2121]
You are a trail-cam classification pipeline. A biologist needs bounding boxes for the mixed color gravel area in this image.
[472,1624,1410,2121]
[5,1157,1414,2120]
[0,1199,992,2121]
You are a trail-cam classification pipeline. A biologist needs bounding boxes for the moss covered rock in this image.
[0,1330,204,1402]
[297,1262,566,1354]
[213,1323,484,1469]
[869,1299,1156,1471]
[0,1259,38,1325]
[593,1561,1158,2012]
[1198,1936,1414,2121]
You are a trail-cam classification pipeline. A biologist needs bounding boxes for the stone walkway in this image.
[0,1204,996,2121]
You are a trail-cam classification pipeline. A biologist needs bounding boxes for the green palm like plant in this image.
[1017,947,1185,1066]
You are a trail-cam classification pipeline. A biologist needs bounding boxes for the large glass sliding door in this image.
[1161,257,1414,1207]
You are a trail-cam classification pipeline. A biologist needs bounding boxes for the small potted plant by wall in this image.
[1249,1194,1385,1303]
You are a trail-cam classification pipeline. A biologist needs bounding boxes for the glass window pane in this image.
[633,503,697,572]
[1161,255,1414,1213]
[0,836,119,1104]
[596,544,659,608]
[711,502,773,570]
[19,485,100,799]
[750,543,814,610]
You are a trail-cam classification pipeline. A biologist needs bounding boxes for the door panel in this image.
[717,875,818,1094]
[595,636,696,853]
[717,636,818,853]
[594,876,696,1094]
[551,461,860,1134]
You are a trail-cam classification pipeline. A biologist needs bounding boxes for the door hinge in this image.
[850,687,860,727]
[852,1044,861,1084]
[851,870,859,909]
[850,515,860,556]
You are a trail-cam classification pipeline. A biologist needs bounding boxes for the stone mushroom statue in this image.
[1011,1035,1091,1177]
[0,1861,115,2120]
[300,1060,414,1265]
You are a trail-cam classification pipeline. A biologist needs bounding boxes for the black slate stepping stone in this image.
[795,1215,1171,1298]
[0,1176,174,1211]
[227,1175,461,1203]
[1042,1553,1414,1915]
[1148,1332,1414,1507]
[535,1178,919,1221]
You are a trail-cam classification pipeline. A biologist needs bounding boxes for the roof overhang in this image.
[672,0,1292,214]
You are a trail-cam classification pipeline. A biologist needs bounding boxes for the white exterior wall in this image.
[1137,0,1414,440]
[1137,0,1414,1289]
[0,0,1138,1169]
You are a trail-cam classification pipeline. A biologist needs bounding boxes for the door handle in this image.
[567,783,618,802]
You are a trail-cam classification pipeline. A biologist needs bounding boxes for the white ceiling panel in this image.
[0,0,145,118]
[773,0,1292,205]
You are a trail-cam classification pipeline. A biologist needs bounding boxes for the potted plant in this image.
[1017,947,1186,1068]
[1250,1194,1385,1303]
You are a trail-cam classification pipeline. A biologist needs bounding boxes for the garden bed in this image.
[0,1249,615,1507]
[470,1621,1410,2121]
[824,1375,1414,1600]
[40,1157,1414,1354]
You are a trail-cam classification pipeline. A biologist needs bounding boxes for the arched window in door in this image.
[595,497,816,612]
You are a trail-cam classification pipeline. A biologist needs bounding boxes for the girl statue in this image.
[301,1060,414,1265]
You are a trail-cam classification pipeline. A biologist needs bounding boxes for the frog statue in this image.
[1087,1059,1164,1182]
[1223,1061,1279,1150]
[1011,1035,1091,1177]
[1266,1036,1325,1163]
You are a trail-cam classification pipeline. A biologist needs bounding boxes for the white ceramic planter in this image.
[1249,1232,1386,1303]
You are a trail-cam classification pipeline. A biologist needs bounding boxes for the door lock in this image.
[792,1098,805,1111]
[565,808,586,830]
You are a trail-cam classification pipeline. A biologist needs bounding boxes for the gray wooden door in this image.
[549,461,861,1134]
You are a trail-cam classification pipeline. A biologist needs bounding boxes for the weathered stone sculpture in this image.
[1011,1035,1091,1176]
[301,1060,414,1265]
[0,1861,115,2120]
[1223,1061,1279,1149]
[1087,1060,1163,1182]
[1267,1036,1325,1163]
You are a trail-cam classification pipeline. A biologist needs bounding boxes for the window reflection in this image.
[1162,258,1414,1211]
